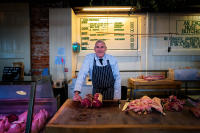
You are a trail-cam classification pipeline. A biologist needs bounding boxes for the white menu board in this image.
[80,17,138,50]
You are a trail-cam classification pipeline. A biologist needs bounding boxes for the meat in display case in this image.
[0,78,57,133]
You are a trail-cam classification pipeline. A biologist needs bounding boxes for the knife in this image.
[122,98,130,111]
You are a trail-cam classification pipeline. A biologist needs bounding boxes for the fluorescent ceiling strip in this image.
[83,7,131,11]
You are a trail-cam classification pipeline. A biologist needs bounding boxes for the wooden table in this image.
[45,99,200,133]
[176,80,200,96]
[128,78,182,99]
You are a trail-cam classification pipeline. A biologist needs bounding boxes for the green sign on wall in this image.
[164,20,200,48]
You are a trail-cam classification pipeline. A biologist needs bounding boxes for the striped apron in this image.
[92,58,115,100]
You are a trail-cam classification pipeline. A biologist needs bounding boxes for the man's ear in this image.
[94,46,96,52]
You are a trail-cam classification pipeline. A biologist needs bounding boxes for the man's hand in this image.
[73,91,82,102]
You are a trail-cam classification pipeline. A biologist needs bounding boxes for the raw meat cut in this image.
[126,96,165,115]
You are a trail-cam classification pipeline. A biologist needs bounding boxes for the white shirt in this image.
[74,53,121,99]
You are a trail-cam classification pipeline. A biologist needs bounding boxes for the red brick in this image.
[32,71,42,75]
[30,6,49,76]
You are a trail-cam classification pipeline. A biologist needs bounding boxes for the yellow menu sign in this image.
[80,17,138,50]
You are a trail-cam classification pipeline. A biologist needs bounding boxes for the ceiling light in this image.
[82,6,132,11]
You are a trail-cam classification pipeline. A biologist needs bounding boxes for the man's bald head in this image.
[95,40,106,48]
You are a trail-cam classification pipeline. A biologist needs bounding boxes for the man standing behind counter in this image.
[73,40,121,100]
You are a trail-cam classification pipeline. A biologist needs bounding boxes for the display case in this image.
[0,77,57,133]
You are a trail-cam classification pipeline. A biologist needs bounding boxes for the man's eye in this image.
[96,46,104,48]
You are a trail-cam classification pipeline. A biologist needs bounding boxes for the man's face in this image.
[94,42,107,58]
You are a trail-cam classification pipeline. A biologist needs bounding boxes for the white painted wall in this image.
[49,10,200,86]
[0,3,30,79]
[71,9,78,78]
[75,14,146,70]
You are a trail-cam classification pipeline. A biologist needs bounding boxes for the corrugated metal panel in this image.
[0,3,30,79]
[49,8,72,81]
[73,13,200,87]
[148,13,200,70]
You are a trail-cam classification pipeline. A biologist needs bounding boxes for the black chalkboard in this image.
[2,67,21,81]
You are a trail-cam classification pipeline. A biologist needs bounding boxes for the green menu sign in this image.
[164,20,200,48]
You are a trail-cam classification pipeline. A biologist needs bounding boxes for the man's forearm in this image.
[114,77,121,99]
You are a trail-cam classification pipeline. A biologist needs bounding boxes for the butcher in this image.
[73,40,121,100]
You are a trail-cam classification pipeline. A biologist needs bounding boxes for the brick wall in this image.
[30,5,49,76]
[30,2,64,76]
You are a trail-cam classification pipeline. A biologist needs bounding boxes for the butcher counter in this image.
[45,99,200,133]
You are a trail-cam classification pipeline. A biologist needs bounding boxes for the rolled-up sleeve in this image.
[74,56,90,93]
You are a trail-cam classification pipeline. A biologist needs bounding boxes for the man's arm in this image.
[112,58,121,99]
[74,55,90,93]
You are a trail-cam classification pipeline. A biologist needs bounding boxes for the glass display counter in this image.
[0,77,57,133]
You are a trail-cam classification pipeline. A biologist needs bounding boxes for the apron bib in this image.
[92,58,115,100]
